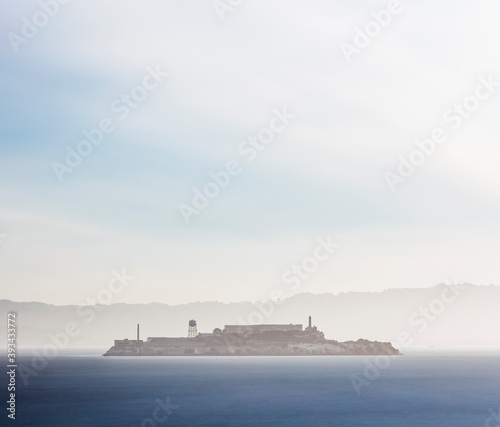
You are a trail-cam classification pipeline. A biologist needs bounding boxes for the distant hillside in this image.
[1,283,499,349]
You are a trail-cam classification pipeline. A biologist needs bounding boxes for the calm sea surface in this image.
[2,349,499,426]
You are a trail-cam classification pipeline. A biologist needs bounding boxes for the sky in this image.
[1,0,500,305]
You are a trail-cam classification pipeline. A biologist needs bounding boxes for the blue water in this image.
[2,350,499,426]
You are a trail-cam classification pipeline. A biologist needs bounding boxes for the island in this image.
[103,316,401,356]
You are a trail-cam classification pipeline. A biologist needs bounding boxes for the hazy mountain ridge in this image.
[1,283,499,349]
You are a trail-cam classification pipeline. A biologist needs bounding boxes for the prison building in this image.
[223,324,303,334]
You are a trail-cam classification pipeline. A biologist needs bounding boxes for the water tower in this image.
[188,320,197,338]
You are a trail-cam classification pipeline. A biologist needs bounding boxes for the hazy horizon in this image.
[0,281,495,306]
[2,283,498,349]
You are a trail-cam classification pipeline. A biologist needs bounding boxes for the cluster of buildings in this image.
[113,316,319,347]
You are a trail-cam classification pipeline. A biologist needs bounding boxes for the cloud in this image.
[1,0,499,303]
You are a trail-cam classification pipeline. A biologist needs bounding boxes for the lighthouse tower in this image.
[306,315,317,332]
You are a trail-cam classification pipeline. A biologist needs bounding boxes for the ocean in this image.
[2,349,499,426]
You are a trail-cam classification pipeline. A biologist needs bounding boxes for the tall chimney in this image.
[137,324,139,341]
[308,316,311,328]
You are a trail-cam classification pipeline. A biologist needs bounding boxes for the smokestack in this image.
[137,324,139,341]
[308,316,311,328]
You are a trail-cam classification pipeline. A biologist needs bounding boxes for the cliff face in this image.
[103,333,401,357]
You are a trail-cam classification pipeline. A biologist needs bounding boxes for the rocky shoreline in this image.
[103,336,401,357]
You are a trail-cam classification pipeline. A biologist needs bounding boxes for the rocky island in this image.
[103,317,401,356]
